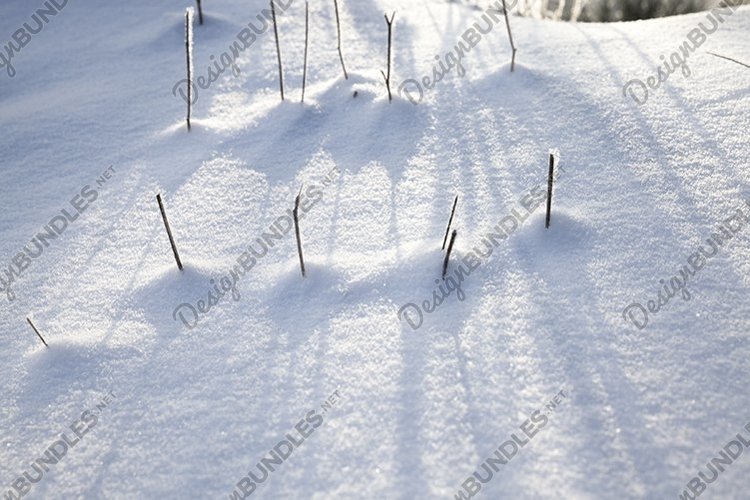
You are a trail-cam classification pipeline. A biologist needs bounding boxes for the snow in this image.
[1,0,749,498]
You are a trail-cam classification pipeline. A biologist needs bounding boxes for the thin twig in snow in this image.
[501,0,518,72]
[293,186,306,278]
[381,12,396,102]
[271,0,285,101]
[333,0,349,80]
[442,195,458,250]
[27,317,49,348]
[443,230,457,279]
[707,52,750,69]
[157,193,184,271]
[302,1,309,103]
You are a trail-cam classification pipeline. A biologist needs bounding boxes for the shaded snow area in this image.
[1,0,749,498]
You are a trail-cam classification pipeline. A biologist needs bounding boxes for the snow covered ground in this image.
[1,0,749,498]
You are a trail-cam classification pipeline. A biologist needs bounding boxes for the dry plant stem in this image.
[196,0,203,25]
[707,52,750,69]
[545,154,555,229]
[333,0,349,79]
[27,317,48,348]
[443,230,457,279]
[157,194,184,271]
[302,1,309,103]
[185,10,192,130]
[442,195,458,250]
[293,187,306,277]
[271,0,285,101]
[381,12,396,102]
[502,0,517,72]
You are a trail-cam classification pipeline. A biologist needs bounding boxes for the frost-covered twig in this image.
[570,0,583,22]
[545,154,555,229]
[554,0,567,20]
[381,12,396,102]
[333,0,349,80]
[302,1,309,103]
[271,0,285,101]
[501,0,518,72]
[185,7,194,130]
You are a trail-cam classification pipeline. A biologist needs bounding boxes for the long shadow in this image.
[607,21,749,180]
[571,22,750,321]
[422,56,715,495]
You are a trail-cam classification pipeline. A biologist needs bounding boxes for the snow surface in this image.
[1,0,749,498]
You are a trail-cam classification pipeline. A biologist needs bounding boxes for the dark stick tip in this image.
[27,317,49,348]
[442,229,457,279]
[442,195,459,250]
[293,188,306,278]
[157,193,184,271]
[545,154,555,229]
